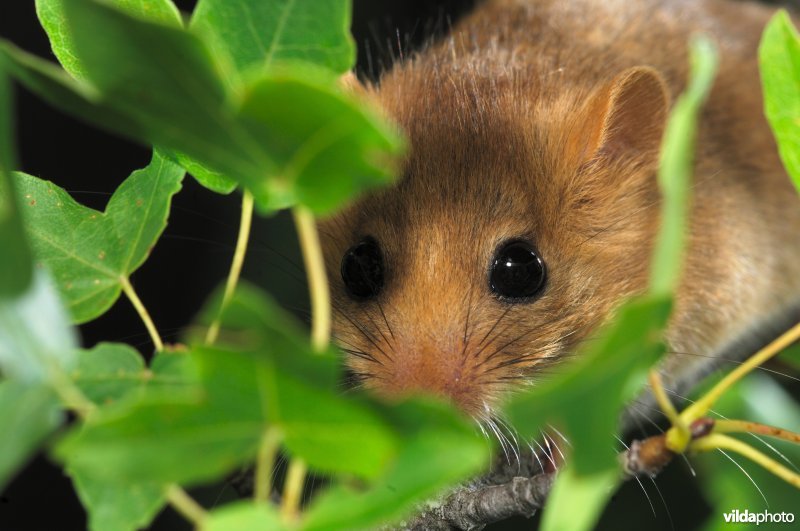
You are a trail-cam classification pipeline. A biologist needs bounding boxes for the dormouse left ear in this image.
[569,66,670,166]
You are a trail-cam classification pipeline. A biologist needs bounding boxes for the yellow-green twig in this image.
[166,484,207,527]
[205,191,254,345]
[649,371,691,452]
[681,321,800,424]
[293,207,330,352]
[689,433,800,488]
[120,276,163,352]
[281,458,307,521]
[254,428,282,504]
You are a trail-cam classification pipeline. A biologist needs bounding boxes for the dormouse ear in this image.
[569,67,669,165]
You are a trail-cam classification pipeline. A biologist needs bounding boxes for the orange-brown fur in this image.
[320,0,800,420]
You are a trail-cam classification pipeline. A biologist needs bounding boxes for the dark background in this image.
[0,1,793,530]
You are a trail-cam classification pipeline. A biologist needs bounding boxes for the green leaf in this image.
[0,64,33,296]
[72,343,147,405]
[539,467,619,531]
[303,401,489,531]
[190,0,355,75]
[14,152,184,323]
[760,10,800,194]
[198,284,398,477]
[73,344,199,406]
[162,149,238,195]
[70,468,166,531]
[205,502,286,531]
[35,0,237,196]
[650,36,718,296]
[0,380,62,490]
[0,41,147,140]
[36,0,275,189]
[0,270,78,381]
[238,72,402,213]
[507,296,670,474]
[779,341,800,371]
[56,387,259,485]
[56,344,395,485]
[1,0,403,213]
[36,0,183,81]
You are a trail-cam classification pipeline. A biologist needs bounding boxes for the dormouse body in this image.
[320,0,800,422]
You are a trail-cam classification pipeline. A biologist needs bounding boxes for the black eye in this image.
[489,240,546,300]
[341,237,384,300]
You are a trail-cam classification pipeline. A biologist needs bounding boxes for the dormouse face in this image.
[320,52,668,419]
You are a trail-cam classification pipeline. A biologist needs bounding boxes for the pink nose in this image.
[380,343,480,414]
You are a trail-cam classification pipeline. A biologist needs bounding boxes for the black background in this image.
[0,1,791,530]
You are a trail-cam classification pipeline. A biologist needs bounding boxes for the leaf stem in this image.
[689,433,800,488]
[714,419,800,444]
[680,320,800,423]
[120,277,164,352]
[51,369,96,419]
[280,458,307,521]
[166,484,207,527]
[254,428,282,504]
[205,191,254,345]
[292,207,330,352]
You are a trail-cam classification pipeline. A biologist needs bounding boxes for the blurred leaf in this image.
[540,467,619,531]
[650,36,718,296]
[56,344,396,484]
[55,392,257,485]
[0,380,62,490]
[0,270,78,381]
[238,73,402,213]
[36,0,183,81]
[191,0,355,75]
[0,65,33,296]
[760,10,800,194]
[70,468,165,531]
[1,0,403,213]
[14,152,184,323]
[205,502,285,531]
[199,284,398,476]
[195,281,338,389]
[303,401,489,531]
[778,341,800,371]
[0,41,146,138]
[147,349,200,395]
[507,296,670,474]
[72,343,147,405]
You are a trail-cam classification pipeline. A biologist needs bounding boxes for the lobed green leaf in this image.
[190,0,355,75]
[13,152,184,324]
[760,10,800,194]
[1,0,403,213]
[72,343,147,405]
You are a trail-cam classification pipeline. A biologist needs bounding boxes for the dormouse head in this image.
[320,55,670,420]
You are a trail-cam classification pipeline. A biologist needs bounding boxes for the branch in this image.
[402,474,555,531]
